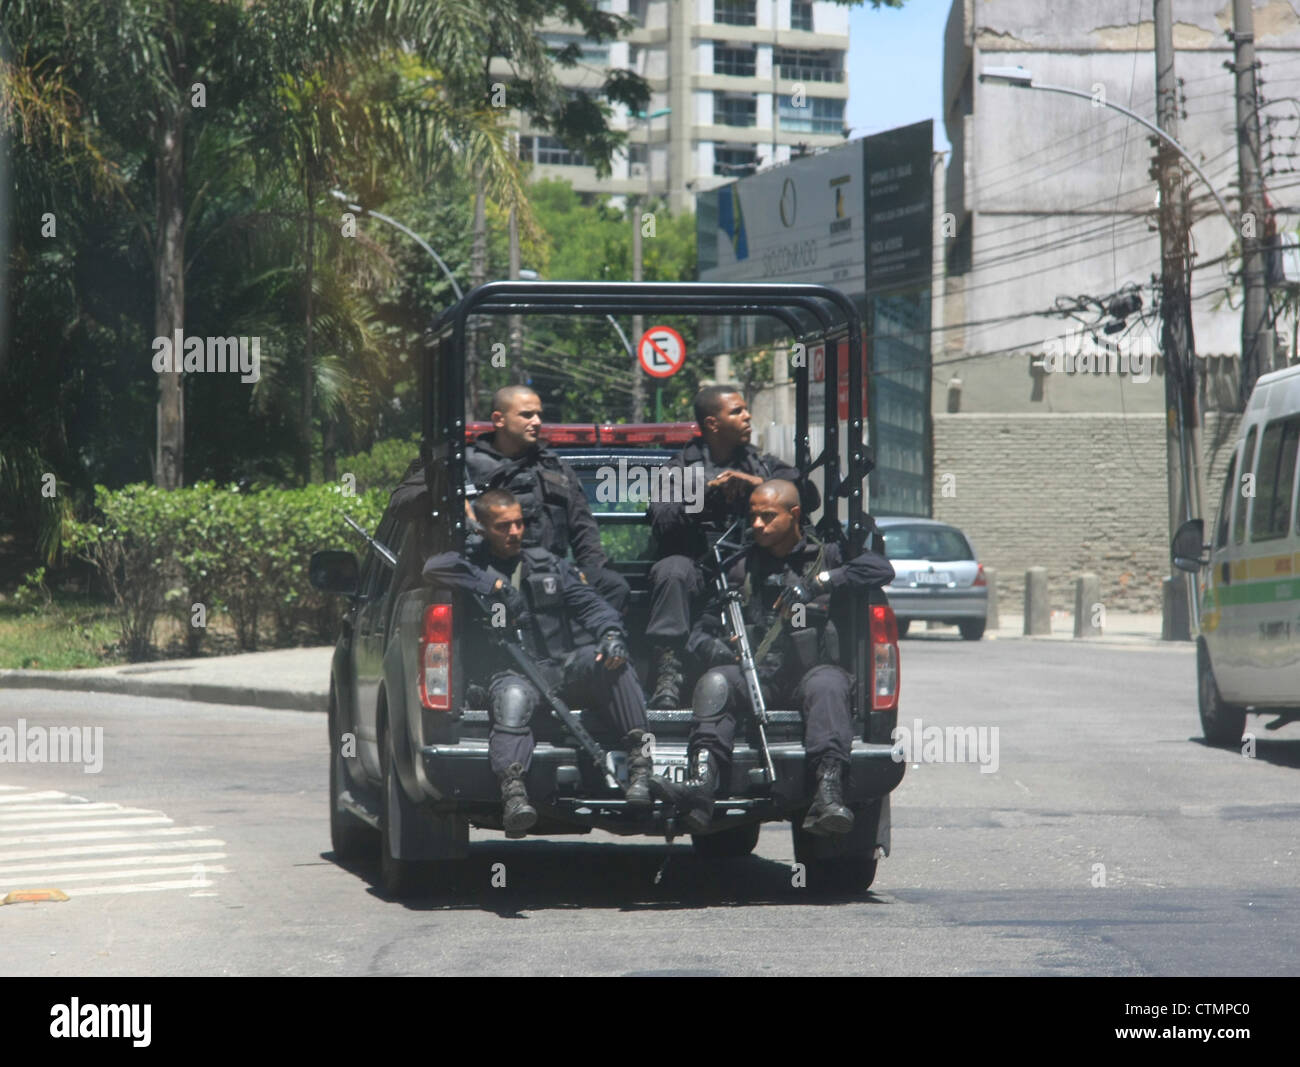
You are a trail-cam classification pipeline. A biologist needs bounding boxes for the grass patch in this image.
[0,593,275,669]
[0,593,124,670]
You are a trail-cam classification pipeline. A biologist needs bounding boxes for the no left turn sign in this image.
[637,326,685,378]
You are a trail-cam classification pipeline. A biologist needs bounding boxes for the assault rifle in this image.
[706,519,777,785]
[339,512,397,567]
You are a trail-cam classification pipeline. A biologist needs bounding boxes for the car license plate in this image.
[915,572,951,586]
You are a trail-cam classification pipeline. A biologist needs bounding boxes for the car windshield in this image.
[882,525,972,562]
[571,458,664,563]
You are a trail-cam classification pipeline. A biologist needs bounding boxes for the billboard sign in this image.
[698,140,866,296]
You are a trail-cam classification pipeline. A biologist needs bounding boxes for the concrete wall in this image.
[931,410,1241,614]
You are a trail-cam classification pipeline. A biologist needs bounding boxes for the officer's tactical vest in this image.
[466,444,571,558]
[515,547,581,661]
[740,555,840,677]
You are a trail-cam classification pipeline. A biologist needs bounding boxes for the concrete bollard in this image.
[984,566,999,630]
[1073,574,1102,637]
[1024,567,1050,635]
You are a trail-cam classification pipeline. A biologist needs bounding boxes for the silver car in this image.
[875,518,988,640]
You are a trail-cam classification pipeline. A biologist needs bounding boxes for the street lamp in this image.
[978,68,1234,229]
[328,189,463,301]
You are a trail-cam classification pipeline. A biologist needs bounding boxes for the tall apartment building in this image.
[502,0,851,212]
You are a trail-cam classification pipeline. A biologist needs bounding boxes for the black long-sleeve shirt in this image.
[390,434,609,572]
[422,543,621,669]
[647,436,820,558]
[687,537,895,676]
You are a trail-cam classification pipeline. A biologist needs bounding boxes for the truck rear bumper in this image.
[419,739,905,831]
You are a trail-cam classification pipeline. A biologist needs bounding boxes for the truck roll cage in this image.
[422,280,871,550]
[422,281,874,716]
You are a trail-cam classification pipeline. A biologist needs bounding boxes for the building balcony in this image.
[775,63,843,83]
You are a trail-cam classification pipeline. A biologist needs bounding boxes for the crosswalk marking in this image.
[0,838,227,863]
[0,851,229,876]
[0,791,65,804]
[0,863,231,888]
[76,878,219,897]
[0,802,129,816]
[0,816,173,832]
[0,826,211,847]
[0,785,227,899]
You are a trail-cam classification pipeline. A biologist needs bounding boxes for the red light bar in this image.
[462,422,697,447]
[598,423,698,446]
[542,425,601,444]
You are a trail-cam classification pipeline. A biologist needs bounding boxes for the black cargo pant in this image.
[587,565,631,617]
[487,645,648,776]
[689,663,855,776]
[645,555,704,646]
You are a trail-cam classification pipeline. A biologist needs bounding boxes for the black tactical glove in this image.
[596,629,629,670]
[781,573,828,611]
[490,582,528,628]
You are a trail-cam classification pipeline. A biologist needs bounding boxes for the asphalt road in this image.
[1,635,1297,977]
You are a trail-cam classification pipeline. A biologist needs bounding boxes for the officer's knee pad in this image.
[692,670,732,723]
[492,684,535,734]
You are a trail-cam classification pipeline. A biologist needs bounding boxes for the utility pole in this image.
[1233,0,1271,403]
[468,181,488,417]
[508,186,523,379]
[631,191,645,422]
[1153,0,1202,640]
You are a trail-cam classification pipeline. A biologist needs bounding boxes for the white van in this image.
[1174,363,1300,745]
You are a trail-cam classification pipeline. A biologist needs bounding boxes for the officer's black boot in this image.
[648,646,684,709]
[622,730,653,809]
[802,758,854,836]
[649,747,718,833]
[500,763,538,837]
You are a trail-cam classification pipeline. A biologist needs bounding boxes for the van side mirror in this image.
[310,550,360,596]
[1171,518,1207,573]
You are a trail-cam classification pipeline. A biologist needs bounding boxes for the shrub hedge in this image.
[65,482,386,660]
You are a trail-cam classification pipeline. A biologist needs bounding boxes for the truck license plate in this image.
[653,754,689,783]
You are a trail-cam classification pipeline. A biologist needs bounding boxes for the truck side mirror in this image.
[310,550,360,596]
[1171,518,1207,573]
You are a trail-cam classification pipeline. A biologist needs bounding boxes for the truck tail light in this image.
[870,603,900,712]
[418,603,452,710]
[973,564,986,587]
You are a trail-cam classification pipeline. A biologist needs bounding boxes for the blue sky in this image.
[844,0,952,152]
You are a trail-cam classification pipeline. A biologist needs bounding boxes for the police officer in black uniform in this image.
[422,489,653,836]
[392,384,630,615]
[644,385,819,708]
[651,479,894,836]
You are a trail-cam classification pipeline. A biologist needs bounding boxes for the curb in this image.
[988,634,1191,649]
[0,670,326,712]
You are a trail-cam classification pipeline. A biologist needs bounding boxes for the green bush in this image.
[336,435,421,495]
[12,567,52,614]
[66,483,387,659]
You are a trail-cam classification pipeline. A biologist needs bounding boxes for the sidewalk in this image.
[977,610,1176,646]
[0,611,1190,712]
[0,646,332,712]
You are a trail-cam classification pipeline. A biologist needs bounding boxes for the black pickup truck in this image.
[310,281,905,896]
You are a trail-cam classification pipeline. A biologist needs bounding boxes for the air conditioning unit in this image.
[630,162,647,179]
